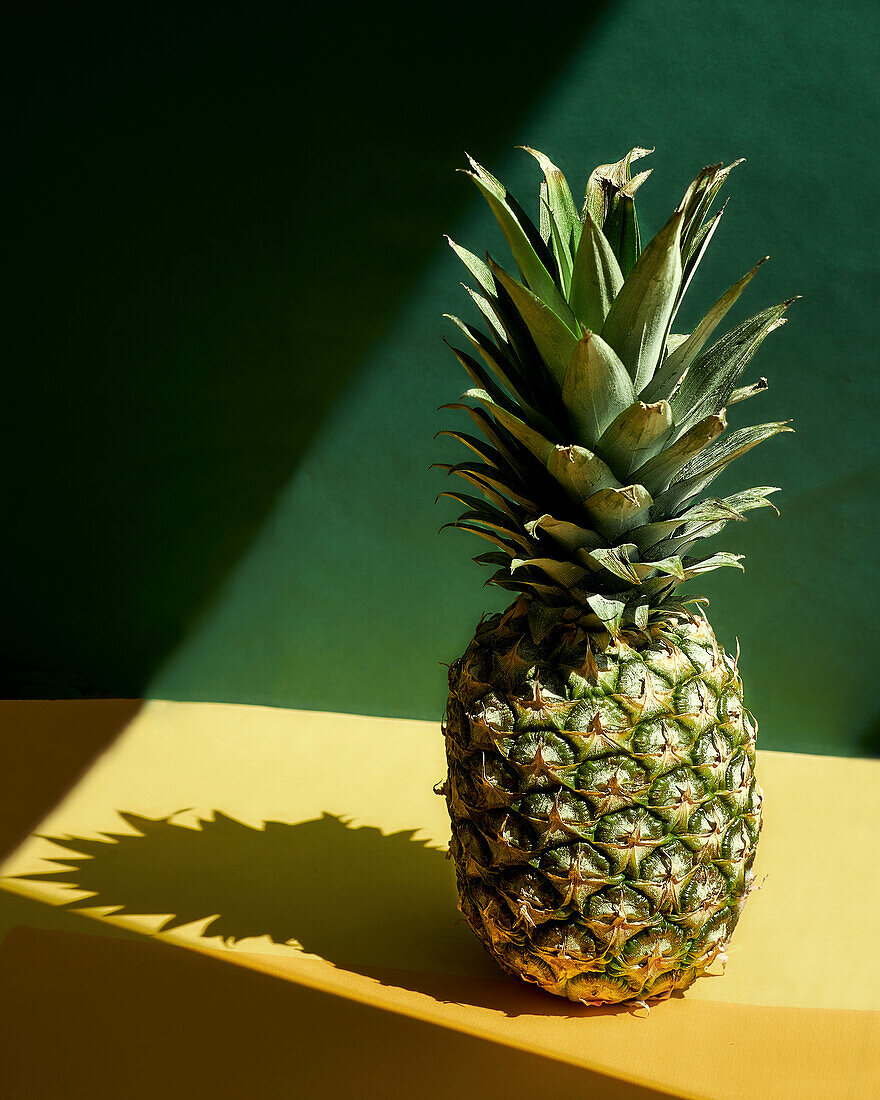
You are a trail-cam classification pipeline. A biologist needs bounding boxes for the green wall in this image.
[5,3,606,694]
[8,2,879,757]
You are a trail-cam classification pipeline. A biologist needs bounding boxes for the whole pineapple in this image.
[438,146,793,1005]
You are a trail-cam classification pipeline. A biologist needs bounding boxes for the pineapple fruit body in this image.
[443,597,761,1004]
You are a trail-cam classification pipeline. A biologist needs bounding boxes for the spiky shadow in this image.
[18,810,634,1017]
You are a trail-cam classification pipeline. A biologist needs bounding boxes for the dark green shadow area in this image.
[3,3,610,698]
[14,810,634,1018]
[151,0,879,758]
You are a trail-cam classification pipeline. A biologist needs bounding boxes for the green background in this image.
[7,1,879,756]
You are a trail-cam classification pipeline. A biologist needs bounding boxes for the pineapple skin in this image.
[442,597,762,1005]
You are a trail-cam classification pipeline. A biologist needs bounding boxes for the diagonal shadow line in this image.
[0,927,674,1100]
[0,700,144,861]
[4,2,613,700]
[16,809,640,1018]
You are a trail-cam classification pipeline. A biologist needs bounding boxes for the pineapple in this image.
[438,145,794,1005]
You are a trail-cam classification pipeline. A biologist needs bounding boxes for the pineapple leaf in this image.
[527,598,564,642]
[446,342,526,419]
[569,211,625,333]
[435,430,505,470]
[489,259,578,383]
[444,318,546,426]
[585,592,626,635]
[729,377,769,405]
[437,490,519,525]
[473,551,510,567]
[630,499,739,553]
[546,444,620,504]
[583,148,653,277]
[583,483,653,541]
[538,180,551,245]
[720,486,781,514]
[583,147,653,225]
[643,554,686,581]
[627,594,650,629]
[543,196,575,298]
[491,568,565,599]
[453,510,533,551]
[681,551,745,577]
[604,191,641,279]
[653,422,793,514]
[681,160,744,260]
[441,146,795,613]
[520,146,581,292]
[672,204,725,323]
[446,236,496,296]
[442,405,533,478]
[643,257,769,403]
[446,461,538,510]
[465,279,563,410]
[462,388,557,466]
[510,557,588,587]
[676,421,794,482]
[588,545,643,584]
[562,333,636,446]
[631,412,727,496]
[445,520,522,555]
[597,399,675,478]
[461,284,507,345]
[601,209,685,392]
[463,156,570,317]
[676,164,722,244]
[670,300,795,431]
[526,514,603,552]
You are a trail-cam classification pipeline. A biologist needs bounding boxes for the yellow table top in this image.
[1,700,878,1099]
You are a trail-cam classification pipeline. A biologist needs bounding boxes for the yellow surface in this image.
[1,700,878,1099]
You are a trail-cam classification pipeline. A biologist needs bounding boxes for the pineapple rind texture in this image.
[443,598,762,1004]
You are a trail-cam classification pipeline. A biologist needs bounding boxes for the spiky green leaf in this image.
[526,514,603,552]
[644,258,769,402]
[511,557,588,587]
[583,483,653,540]
[588,545,642,584]
[464,156,570,317]
[729,377,769,405]
[462,388,556,466]
[489,260,578,384]
[601,210,684,392]
[631,413,727,496]
[562,333,636,446]
[681,551,745,578]
[585,593,626,635]
[680,160,743,259]
[569,212,625,333]
[597,400,674,478]
[521,146,581,291]
[653,422,793,514]
[446,236,496,297]
[546,444,620,504]
[583,148,653,277]
[445,461,538,510]
[671,300,795,431]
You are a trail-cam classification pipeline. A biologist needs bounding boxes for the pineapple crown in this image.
[438,146,795,639]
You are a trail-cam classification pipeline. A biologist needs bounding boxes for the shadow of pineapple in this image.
[17,810,635,1015]
[18,809,624,1012]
